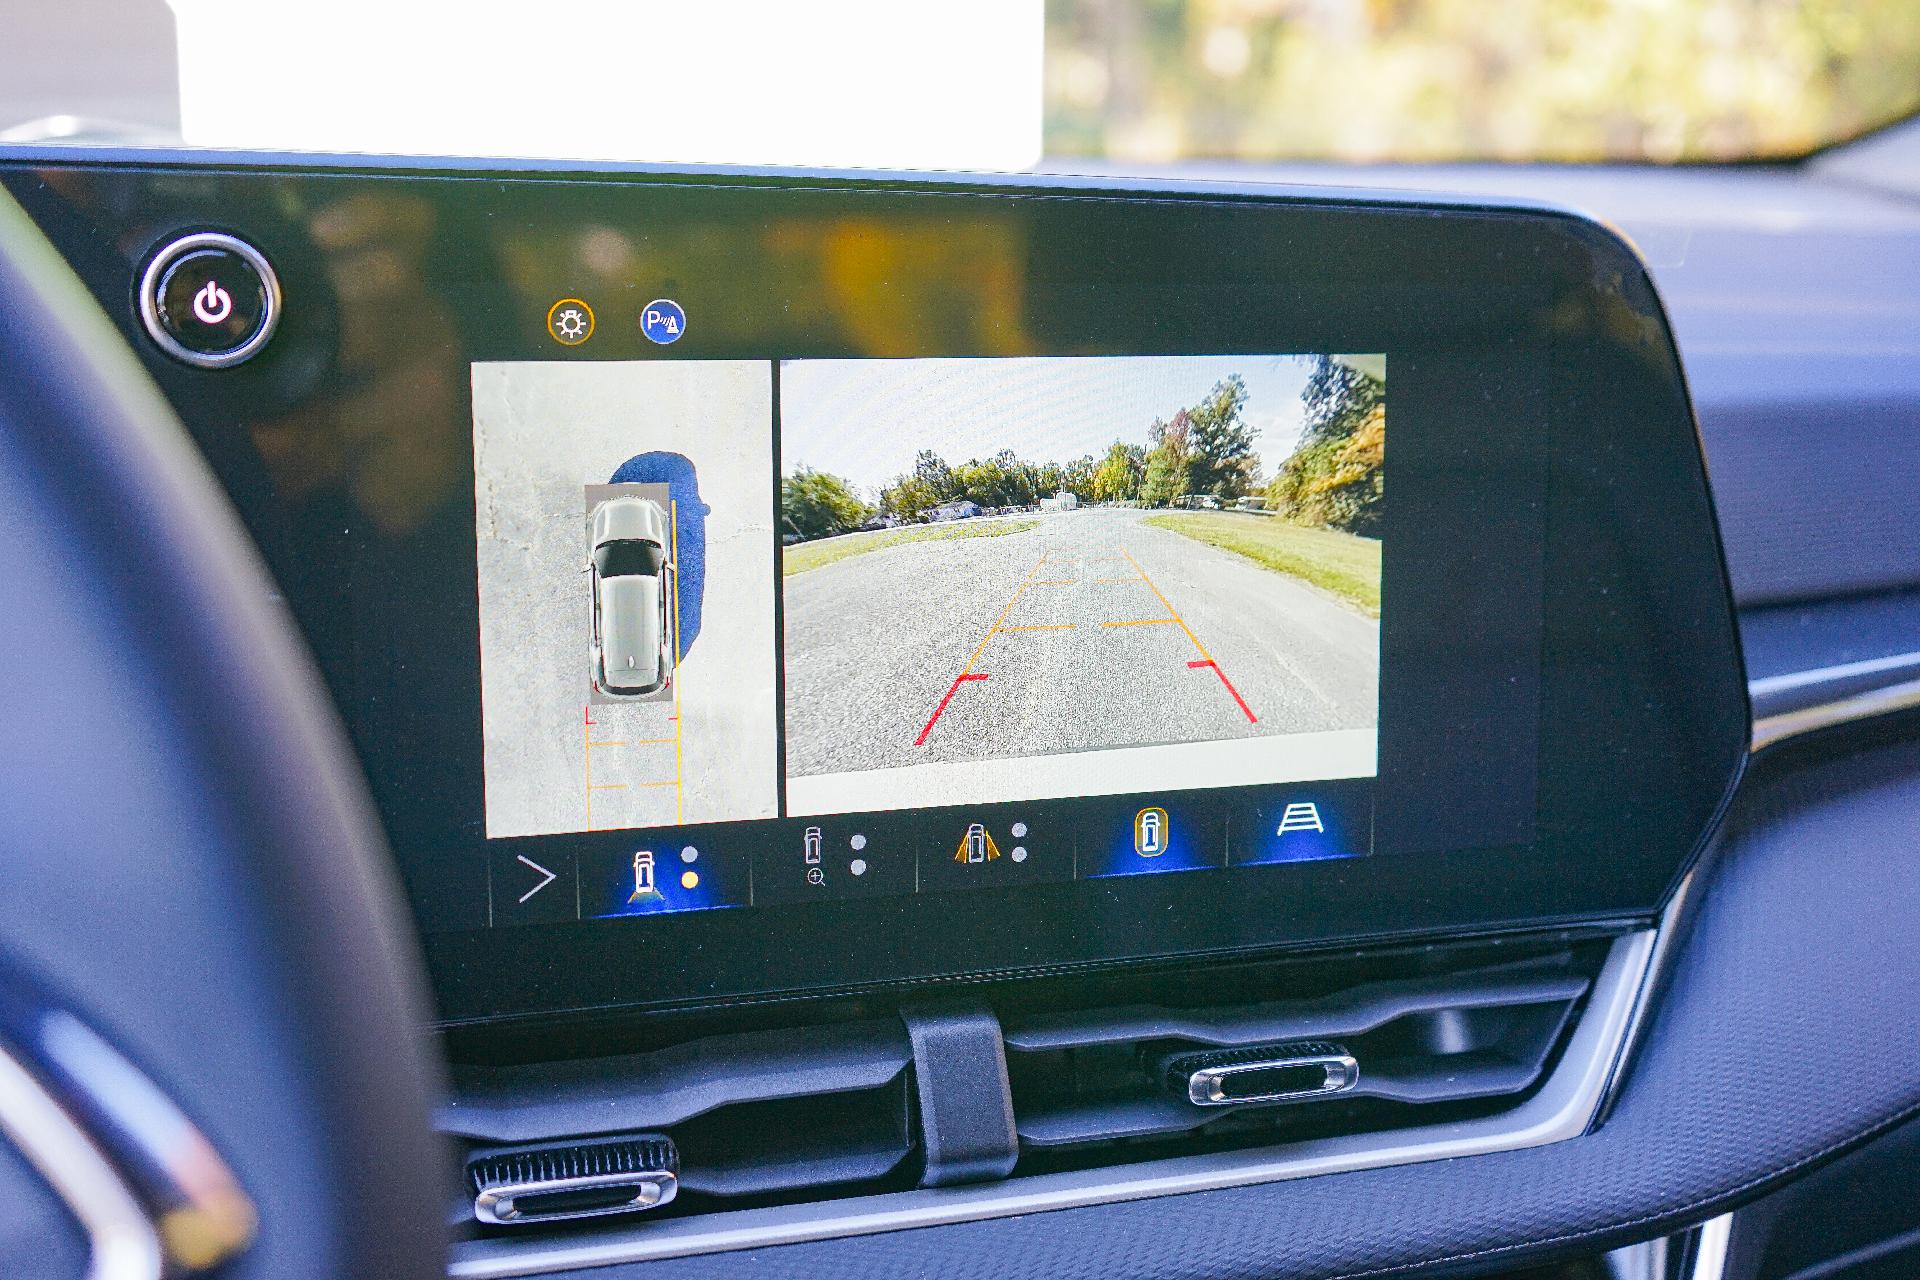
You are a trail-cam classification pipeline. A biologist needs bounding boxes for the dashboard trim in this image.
[448,927,1658,1277]
[1751,659,1920,752]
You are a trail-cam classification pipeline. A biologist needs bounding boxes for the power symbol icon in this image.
[191,280,233,325]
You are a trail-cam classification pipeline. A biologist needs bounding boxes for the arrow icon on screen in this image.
[515,855,558,904]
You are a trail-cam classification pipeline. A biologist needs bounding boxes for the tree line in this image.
[781,360,1384,541]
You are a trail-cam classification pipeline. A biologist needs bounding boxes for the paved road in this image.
[784,507,1378,776]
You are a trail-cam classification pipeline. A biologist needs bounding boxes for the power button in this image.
[138,232,281,369]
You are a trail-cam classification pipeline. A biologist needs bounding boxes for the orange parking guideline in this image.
[1119,547,1258,724]
[916,552,1052,746]
[1120,547,1213,661]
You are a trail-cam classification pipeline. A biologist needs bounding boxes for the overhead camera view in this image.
[471,360,778,837]
[780,354,1385,814]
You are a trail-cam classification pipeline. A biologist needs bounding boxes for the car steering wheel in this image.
[0,189,445,1278]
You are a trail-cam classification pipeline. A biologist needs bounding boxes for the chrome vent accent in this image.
[468,1136,677,1225]
[1165,1040,1359,1106]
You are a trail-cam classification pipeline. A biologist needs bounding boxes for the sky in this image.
[780,354,1373,498]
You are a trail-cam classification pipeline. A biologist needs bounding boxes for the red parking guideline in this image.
[1188,659,1257,724]
[916,672,990,746]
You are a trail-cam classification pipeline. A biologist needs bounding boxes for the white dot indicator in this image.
[850,859,867,876]
[850,833,867,851]
[680,846,699,863]
[1011,847,1028,862]
[1011,822,1028,838]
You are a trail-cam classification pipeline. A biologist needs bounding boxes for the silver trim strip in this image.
[1591,867,1700,1127]
[33,1012,256,1270]
[449,929,1656,1278]
[1751,674,1920,752]
[1748,651,1920,701]
[0,1041,161,1280]
[1690,1213,1733,1280]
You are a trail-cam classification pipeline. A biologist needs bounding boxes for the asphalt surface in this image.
[784,507,1378,776]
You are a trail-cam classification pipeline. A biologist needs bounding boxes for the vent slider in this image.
[1164,1040,1360,1107]
[468,1134,678,1226]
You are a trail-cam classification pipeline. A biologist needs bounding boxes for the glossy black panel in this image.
[0,156,1747,1024]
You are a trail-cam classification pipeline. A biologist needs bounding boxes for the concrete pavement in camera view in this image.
[783,507,1378,777]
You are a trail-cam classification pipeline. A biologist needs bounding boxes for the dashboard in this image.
[42,147,1920,1280]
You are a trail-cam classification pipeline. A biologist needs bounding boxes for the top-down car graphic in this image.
[589,495,672,697]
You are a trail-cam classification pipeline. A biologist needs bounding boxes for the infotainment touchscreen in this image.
[470,352,1387,918]
[2,161,1748,1025]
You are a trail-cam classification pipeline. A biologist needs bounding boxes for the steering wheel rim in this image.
[0,186,445,1278]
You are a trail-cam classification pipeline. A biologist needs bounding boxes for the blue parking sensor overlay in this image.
[609,452,708,659]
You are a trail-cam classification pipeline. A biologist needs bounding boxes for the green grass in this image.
[783,518,1041,576]
[1142,512,1382,615]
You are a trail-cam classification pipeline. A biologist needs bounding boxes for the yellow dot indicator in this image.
[546,297,595,346]
[680,870,700,890]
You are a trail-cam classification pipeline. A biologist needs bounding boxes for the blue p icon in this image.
[641,298,686,345]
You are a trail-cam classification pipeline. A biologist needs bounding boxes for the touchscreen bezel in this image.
[0,157,1750,1027]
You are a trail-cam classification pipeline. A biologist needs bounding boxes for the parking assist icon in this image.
[641,299,686,345]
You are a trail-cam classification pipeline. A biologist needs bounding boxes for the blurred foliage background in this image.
[1045,0,1920,163]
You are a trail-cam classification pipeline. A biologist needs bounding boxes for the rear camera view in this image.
[780,355,1384,815]
[472,361,778,837]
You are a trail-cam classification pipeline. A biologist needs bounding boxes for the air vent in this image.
[440,938,1616,1261]
[443,1018,916,1224]
[1002,958,1591,1164]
